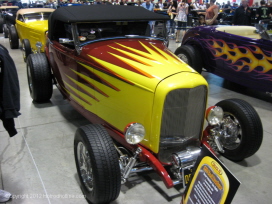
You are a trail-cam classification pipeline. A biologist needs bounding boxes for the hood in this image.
[25,20,49,32]
[79,39,196,92]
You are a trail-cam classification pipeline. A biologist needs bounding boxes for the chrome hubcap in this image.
[77,142,93,192]
[220,112,242,150]
[178,53,189,64]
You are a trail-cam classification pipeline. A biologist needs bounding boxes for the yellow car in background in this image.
[10,8,54,61]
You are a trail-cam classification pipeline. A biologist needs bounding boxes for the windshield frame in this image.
[71,20,168,51]
[22,12,52,22]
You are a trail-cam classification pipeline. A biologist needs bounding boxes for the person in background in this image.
[142,0,155,35]
[176,0,188,43]
[192,0,200,9]
[112,0,119,5]
[205,0,219,25]
[158,0,163,9]
[199,2,207,10]
[119,0,125,5]
[232,3,238,9]
[223,1,232,14]
[167,0,178,36]
[256,1,271,29]
[257,1,271,20]
[141,0,154,11]
[95,0,102,4]
[232,0,251,25]
[254,2,259,7]
[163,1,169,9]
[135,0,141,6]
[206,2,210,9]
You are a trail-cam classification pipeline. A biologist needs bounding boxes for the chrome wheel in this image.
[177,53,189,64]
[214,98,263,161]
[220,112,242,150]
[77,142,93,192]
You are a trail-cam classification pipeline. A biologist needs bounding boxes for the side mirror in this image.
[59,38,74,44]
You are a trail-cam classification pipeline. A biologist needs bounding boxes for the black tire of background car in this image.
[174,45,203,74]
[26,53,53,103]
[22,39,32,62]
[3,24,8,38]
[215,98,263,161]
[74,124,121,204]
[8,26,19,49]
[0,17,3,33]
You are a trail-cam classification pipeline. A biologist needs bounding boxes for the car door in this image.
[241,37,272,92]
[49,41,79,96]
[204,29,257,86]
[49,39,99,114]
[218,32,271,92]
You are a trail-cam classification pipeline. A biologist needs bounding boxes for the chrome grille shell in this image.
[158,85,207,163]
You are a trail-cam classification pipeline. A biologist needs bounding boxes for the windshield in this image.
[75,21,167,45]
[23,12,52,22]
[255,22,272,40]
[6,8,18,12]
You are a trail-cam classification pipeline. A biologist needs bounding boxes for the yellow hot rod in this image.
[26,5,263,204]
[9,8,54,61]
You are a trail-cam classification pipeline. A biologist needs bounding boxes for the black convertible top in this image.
[50,5,169,23]
[48,5,169,39]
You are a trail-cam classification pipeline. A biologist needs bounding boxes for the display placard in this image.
[181,145,240,204]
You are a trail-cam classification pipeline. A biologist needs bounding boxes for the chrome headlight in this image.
[206,106,224,126]
[124,123,145,144]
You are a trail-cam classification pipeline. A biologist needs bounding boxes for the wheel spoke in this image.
[220,112,242,150]
[77,142,93,192]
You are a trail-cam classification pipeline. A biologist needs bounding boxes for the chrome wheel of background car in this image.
[174,45,203,74]
[77,142,93,192]
[177,53,189,64]
[214,99,263,161]
[220,112,242,150]
[74,124,121,204]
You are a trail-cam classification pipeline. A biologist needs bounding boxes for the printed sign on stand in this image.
[181,145,240,204]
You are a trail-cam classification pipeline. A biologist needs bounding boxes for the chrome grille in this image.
[158,85,207,163]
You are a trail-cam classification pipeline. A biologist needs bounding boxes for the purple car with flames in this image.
[175,25,272,94]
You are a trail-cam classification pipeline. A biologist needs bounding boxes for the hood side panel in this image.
[80,39,196,91]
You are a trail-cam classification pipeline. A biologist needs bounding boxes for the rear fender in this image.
[182,38,213,72]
